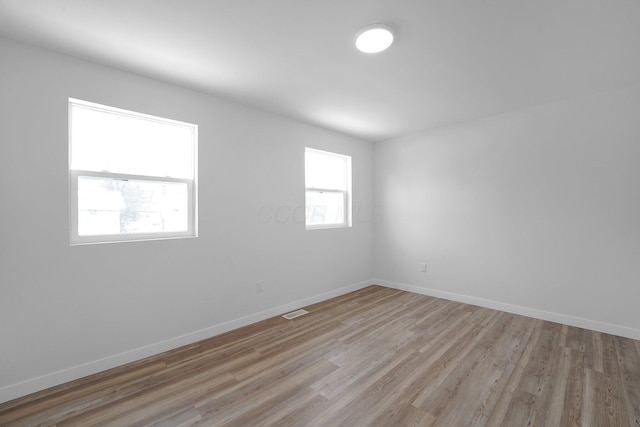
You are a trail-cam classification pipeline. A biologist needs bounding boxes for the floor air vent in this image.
[282,309,309,320]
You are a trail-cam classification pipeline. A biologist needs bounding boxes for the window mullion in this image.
[70,169,190,185]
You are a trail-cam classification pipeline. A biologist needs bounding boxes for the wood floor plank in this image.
[547,348,581,426]
[457,316,535,426]
[614,336,640,426]
[0,361,167,424]
[145,406,202,427]
[194,360,337,426]
[582,368,600,427]
[305,348,419,427]
[483,318,543,426]
[559,348,585,427]
[1,285,638,426]
[588,331,605,374]
[410,311,502,410]
[566,326,587,352]
[516,322,566,426]
[597,334,634,427]
[57,370,237,426]
[421,313,521,424]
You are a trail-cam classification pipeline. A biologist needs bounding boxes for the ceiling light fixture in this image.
[355,24,394,54]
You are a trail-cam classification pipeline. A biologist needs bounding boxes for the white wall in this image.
[374,85,640,339]
[3,33,639,405]
[0,38,374,402]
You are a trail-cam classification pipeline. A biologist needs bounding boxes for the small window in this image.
[305,148,352,229]
[69,98,197,244]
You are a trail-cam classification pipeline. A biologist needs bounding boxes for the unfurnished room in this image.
[0,1,639,426]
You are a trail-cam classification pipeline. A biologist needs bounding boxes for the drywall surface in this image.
[0,38,374,401]
[374,85,640,337]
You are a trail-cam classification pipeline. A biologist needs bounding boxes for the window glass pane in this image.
[71,104,194,178]
[78,176,188,236]
[305,149,347,190]
[306,190,345,226]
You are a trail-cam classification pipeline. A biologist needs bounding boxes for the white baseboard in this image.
[0,279,374,404]
[374,278,640,341]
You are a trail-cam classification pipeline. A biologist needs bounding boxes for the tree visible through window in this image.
[69,98,197,244]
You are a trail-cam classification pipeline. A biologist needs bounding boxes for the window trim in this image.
[69,170,196,245]
[304,148,352,230]
[68,98,198,245]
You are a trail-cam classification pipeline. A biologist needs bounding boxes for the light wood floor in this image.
[1,285,639,426]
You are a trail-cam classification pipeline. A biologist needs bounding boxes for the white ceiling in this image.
[1,0,639,141]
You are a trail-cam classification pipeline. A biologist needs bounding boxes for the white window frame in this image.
[305,148,352,230]
[69,98,198,245]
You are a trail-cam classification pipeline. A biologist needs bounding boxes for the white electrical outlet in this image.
[256,281,264,293]
[420,262,427,273]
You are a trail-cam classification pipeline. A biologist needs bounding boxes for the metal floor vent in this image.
[282,309,309,320]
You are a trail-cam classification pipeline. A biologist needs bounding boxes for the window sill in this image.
[70,233,197,246]
[305,224,351,231]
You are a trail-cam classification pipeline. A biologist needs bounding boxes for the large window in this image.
[305,147,352,229]
[69,98,197,244]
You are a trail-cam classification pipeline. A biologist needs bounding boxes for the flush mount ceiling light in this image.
[355,24,394,53]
